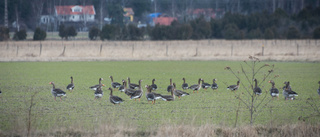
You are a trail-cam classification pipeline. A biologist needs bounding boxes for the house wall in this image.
[0,40,319,61]
[64,15,94,22]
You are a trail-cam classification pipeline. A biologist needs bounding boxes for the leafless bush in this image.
[225,56,277,125]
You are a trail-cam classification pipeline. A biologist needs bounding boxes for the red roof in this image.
[55,5,95,15]
[153,17,177,26]
[188,8,216,18]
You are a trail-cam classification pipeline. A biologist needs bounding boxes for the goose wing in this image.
[66,83,74,90]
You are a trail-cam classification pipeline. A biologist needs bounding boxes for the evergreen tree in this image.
[13,29,27,40]
[59,24,67,39]
[190,17,211,40]
[100,24,120,40]
[313,27,320,39]
[67,26,77,39]
[108,1,124,26]
[264,28,275,39]
[286,26,300,39]
[0,26,10,41]
[89,27,100,40]
[247,28,263,39]
[127,24,143,40]
[33,27,46,40]
[223,23,242,40]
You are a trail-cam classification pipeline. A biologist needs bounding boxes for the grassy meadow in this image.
[0,60,319,136]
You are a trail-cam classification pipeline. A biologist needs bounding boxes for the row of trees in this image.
[1,7,320,41]
[2,0,320,30]
[0,26,46,41]
[91,8,320,40]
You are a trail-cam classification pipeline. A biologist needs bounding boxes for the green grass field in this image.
[0,60,319,135]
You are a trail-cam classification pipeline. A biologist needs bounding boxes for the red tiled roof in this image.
[188,8,216,18]
[191,8,214,14]
[153,17,177,26]
[55,5,95,15]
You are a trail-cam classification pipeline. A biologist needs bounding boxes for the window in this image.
[72,6,82,12]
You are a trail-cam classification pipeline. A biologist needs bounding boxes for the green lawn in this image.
[0,61,319,133]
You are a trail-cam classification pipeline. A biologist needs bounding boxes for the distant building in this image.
[123,8,134,23]
[187,8,225,21]
[153,17,177,26]
[55,5,96,23]
[148,13,162,26]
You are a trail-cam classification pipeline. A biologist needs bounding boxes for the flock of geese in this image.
[48,76,320,104]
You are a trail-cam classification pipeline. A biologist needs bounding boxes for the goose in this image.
[189,78,202,93]
[161,86,174,101]
[151,79,158,91]
[90,78,103,90]
[66,76,75,92]
[108,87,124,105]
[211,79,218,91]
[173,83,189,99]
[283,81,298,100]
[130,80,143,101]
[201,79,211,90]
[268,80,279,99]
[145,85,156,104]
[110,76,121,90]
[317,81,320,97]
[182,78,189,90]
[49,82,66,101]
[253,79,262,95]
[167,78,173,92]
[118,79,126,92]
[227,80,240,91]
[287,82,298,100]
[146,84,164,100]
[128,77,139,90]
[288,90,298,100]
[283,81,289,100]
[94,84,105,99]
[124,80,136,96]
[153,92,164,100]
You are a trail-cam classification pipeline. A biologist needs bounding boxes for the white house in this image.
[55,5,96,22]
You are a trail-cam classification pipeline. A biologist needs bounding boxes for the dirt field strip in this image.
[0,40,319,61]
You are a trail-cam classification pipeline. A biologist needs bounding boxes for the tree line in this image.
[92,7,320,40]
[1,7,320,41]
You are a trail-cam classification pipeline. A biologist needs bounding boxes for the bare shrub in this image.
[225,56,277,125]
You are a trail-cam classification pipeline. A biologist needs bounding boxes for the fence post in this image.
[262,44,264,56]
[16,42,18,57]
[231,45,233,56]
[166,45,168,56]
[132,44,134,57]
[297,44,299,56]
[99,44,102,56]
[39,41,42,56]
